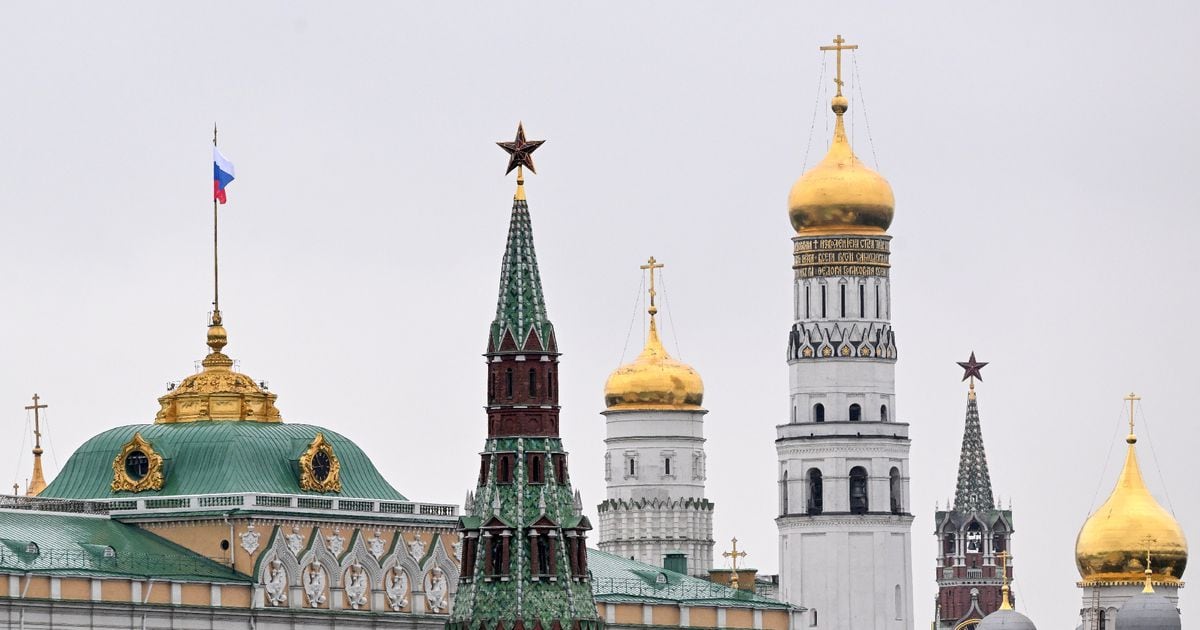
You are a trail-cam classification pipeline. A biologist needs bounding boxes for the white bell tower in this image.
[776,35,914,630]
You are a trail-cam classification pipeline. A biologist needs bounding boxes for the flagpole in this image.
[212,123,220,323]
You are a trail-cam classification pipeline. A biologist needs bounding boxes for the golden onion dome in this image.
[1075,431,1187,585]
[604,318,703,412]
[154,313,283,424]
[788,94,895,235]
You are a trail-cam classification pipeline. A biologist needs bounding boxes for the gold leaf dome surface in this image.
[604,320,703,411]
[1075,435,1187,584]
[788,95,894,235]
[155,316,283,424]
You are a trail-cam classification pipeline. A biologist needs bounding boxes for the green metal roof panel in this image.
[587,549,791,610]
[0,509,249,582]
[38,422,405,501]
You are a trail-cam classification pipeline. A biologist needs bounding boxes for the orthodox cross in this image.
[1140,535,1157,592]
[1124,392,1141,436]
[24,393,47,453]
[640,256,665,317]
[723,537,747,590]
[997,550,1012,609]
[819,34,858,97]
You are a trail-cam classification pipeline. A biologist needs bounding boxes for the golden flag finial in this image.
[997,550,1013,610]
[722,537,748,590]
[819,34,859,99]
[1124,392,1141,444]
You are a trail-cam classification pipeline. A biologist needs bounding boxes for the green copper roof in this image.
[0,509,248,582]
[953,390,995,513]
[488,196,556,353]
[38,422,406,501]
[588,549,791,610]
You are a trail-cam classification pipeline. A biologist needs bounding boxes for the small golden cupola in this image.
[154,312,283,423]
[788,35,895,235]
[604,257,704,411]
[1075,394,1187,585]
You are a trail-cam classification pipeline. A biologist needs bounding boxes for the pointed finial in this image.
[213,122,218,147]
[997,550,1012,610]
[1124,392,1141,444]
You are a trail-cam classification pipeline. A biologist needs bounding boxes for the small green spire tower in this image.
[448,124,602,630]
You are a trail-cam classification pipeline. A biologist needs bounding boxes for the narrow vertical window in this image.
[528,454,544,484]
[875,284,880,318]
[821,285,827,318]
[810,609,818,627]
[890,467,902,514]
[499,455,511,484]
[859,284,865,318]
[807,469,823,515]
[813,403,825,423]
[547,370,554,399]
[664,457,671,476]
[849,403,861,422]
[528,368,537,396]
[505,369,513,399]
[881,404,888,422]
[840,284,846,318]
[805,284,811,319]
[781,469,789,515]
[895,585,903,620]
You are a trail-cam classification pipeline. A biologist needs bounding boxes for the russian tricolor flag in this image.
[213,147,235,204]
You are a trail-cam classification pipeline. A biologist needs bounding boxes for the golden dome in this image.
[604,318,704,411]
[1075,432,1187,584]
[154,313,283,424]
[788,94,895,235]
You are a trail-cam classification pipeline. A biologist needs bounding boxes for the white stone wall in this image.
[598,409,714,575]
[1077,583,1181,629]
[778,270,914,630]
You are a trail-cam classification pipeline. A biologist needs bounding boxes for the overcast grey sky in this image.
[3,2,1198,628]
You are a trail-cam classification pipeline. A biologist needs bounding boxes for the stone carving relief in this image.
[425,566,449,613]
[408,535,426,560]
[264,559,287,607]
[304,560,327,608]
[240,524,261,555]
[285,525,304,556]
[385,567,410,611]
[453,534,463,563]
[344,563,368,610]
[328,527,345,556]
[368,529,387,560]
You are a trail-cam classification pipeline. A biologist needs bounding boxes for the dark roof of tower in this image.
[487,194,556,354]
[953,388,996,513]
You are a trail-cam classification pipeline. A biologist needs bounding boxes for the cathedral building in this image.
[933,356,1014,630]
[598,258,714,577]
[775,36,914,630]
[1074,395,1187,629]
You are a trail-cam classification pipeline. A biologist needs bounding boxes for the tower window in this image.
[889,467,902,514]
[547,369,555,398]
[966,522,983,552]
[943,535,956,555]
[505,369,513,399]
[805,285,811,318]
[498,454,512,484]
[875,284,881,318]
[849,403,861,422]
[552,453,567,483]
[479,454,491,485]
[628,457,637,478]
[880,404,889,422]
[895,585,903,620]
[821,285,827,318]
[849,466,869,514]
[807,468,823,515]
[528,453,544,484]
[859,285,865,318]
[813,403,825,423]
[664,457,671,476]
[993,533,1006,553]
[840,284,846,318]
[810,609,818,627]
[781,469,790,515]
[529,369,537,396]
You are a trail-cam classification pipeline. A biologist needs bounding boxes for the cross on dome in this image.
[819,34,859,97]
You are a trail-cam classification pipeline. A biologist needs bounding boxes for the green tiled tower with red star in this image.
[447,125,602,630]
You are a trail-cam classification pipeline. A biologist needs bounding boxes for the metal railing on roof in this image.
[0,495,110,515]
[99,493,458,521]
[0,545,244,580]
[591,576,773,604]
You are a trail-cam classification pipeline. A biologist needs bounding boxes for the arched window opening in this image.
[965,522,983,553]
[943,534,956,555]
[889,467,902,514]
[505,369,514,399]
[629,457,637,477]
[529,454,544,484]
[993,533,1007,553]
[488,370,495,401]
[805,285,811,319]
[875,284,881,318]
[552,453,567,484]
[840,284,847,318]
[821,285,827,318]
[807,468,823,515]
[664,457,672,476]
[880,404,889,422]
[849,466,869,514]
[859,284,866,318]
[529,368,538,396]
[479,454,491,486]
[535,531,551,575]
[813,403,825,423]
[894,585,903,620]
[781,469,790,515]
[849,403,862,422]
[498,455,512,484]
[547,370,555,398]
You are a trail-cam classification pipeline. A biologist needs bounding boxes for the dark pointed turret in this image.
[934,354,1015,630]
[449,125,602,630]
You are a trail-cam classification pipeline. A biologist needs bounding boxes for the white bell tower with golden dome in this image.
[1075,393,1187,629]
[776,35,914,630]
[597,257,713,577]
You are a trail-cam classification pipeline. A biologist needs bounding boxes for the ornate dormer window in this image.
[111,432,165,493]
[299,433,342,493]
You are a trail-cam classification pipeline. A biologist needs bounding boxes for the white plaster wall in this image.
[1077,583,1181,629]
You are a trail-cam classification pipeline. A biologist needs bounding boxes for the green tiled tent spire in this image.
[451,131,601,630]
[952,387,995,513]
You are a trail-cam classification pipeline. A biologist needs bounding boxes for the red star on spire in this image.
[957,352,988,382]
[497,122,546,175]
